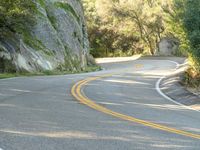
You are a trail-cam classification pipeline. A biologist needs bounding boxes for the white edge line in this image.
[156,60,200,113]
[0,76,22,81]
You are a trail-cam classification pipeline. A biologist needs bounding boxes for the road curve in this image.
[0,57,200,150]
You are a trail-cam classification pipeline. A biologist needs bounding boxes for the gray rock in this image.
[157,37,179,56]
[0,0,91,73]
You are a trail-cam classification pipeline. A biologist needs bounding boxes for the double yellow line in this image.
[71,75,200,140]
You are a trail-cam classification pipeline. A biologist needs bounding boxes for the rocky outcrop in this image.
[0,0,92,73]
[157,38,179,56]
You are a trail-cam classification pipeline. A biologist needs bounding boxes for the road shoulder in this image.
[160,73,200,111]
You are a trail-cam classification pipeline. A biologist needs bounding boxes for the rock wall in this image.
[0,0,91,73]
[157,38,179,56]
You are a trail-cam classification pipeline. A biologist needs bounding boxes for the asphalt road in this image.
[0,57,200,150]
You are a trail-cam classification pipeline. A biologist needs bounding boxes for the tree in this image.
[83,0,145,57]
[83,0,168,57]
[114,0,166,55]
[183,0,200,72]
[162,0,189,56]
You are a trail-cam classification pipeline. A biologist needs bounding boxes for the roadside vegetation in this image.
[175,0,200,88]
[0,0,36,37]
[83,0,200,87]
[0,0,200,85]
[82,0,186,57]
[0,65,101,79]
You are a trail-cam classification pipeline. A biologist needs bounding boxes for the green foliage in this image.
[88,26,141,57]
[83,0,176,57]
[162,0,188,56]
[54,2,80,23]
[179,0,200,72]
[0,58,16,73]
[38,0,46,8]
[47,15,57,29]
[165,0,200,85]
[83,0,139,57]
[0,0,36,36]
[0,73,17,79]
[0,65,101,79]
[0,0,53,54]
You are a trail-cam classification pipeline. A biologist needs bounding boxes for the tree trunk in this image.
[146,38,154,55]
[0,58,5,73]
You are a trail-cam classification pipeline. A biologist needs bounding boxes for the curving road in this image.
[0,57,200,150]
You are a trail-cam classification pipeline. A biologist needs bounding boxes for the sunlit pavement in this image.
[0,57,200,150]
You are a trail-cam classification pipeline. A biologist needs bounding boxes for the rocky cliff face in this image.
[0,0,92,73]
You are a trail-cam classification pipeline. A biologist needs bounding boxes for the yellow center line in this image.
[135,64,143,68]
[71,75,200,140]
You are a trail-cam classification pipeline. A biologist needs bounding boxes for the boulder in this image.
[157,37,179,56]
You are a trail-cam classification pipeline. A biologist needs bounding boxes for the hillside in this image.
[0,0,92,73]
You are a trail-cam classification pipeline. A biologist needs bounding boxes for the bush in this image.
[183,68,200,88]
[182,0,200,73]
[0,0,36,36]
